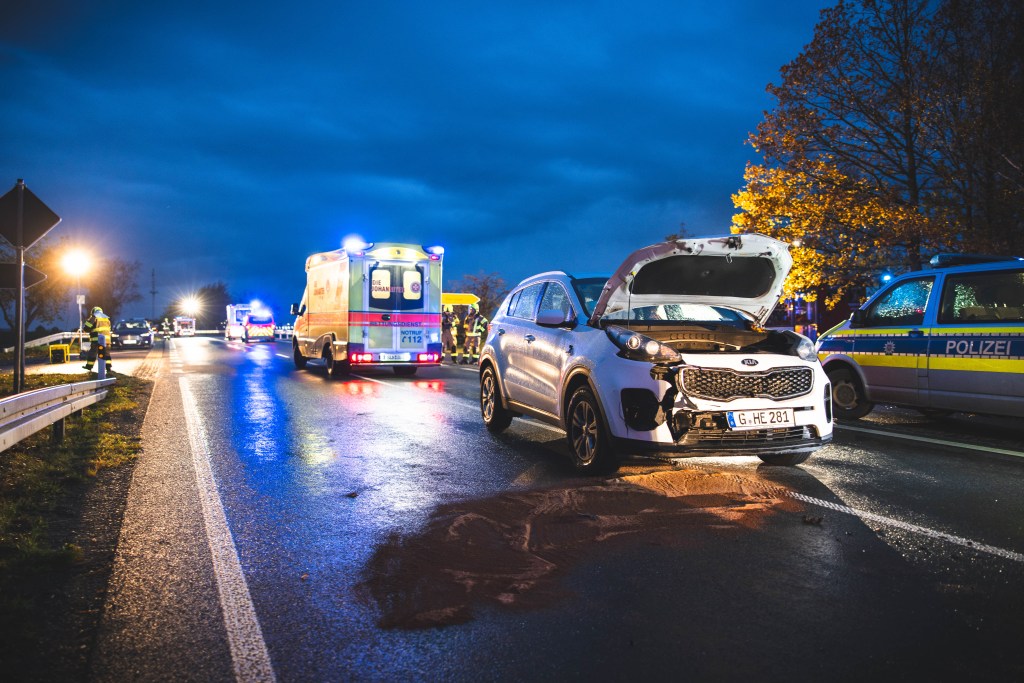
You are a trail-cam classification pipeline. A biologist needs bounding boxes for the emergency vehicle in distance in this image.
[290,240,444,376]
[173,316,196,337]
[225,302,276,342]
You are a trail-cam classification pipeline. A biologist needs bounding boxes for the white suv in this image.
[479,234,834,473]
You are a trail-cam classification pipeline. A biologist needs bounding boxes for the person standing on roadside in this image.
[82,306,113,374]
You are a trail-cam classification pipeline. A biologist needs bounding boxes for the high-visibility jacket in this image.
[465,314,483,337]
[85,313,111,339]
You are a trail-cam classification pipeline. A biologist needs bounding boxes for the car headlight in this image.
[605,325,681,363]
[791,333,817,361]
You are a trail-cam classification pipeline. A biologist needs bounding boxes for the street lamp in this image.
[61,249,91,356]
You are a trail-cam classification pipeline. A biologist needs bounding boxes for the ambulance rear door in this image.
[363,259,430,359]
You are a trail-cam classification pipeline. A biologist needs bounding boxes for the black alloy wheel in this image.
[566,386,619,474]
[480,365,513,432]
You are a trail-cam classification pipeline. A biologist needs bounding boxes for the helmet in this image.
[443,305,453,313]
[468,306,476,314]
[92,306,104,315]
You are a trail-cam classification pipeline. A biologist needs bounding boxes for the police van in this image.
[816,254,1024,419]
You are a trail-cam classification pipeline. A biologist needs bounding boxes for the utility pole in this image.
[150,268,157,318]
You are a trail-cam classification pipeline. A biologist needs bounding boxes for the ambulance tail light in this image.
[351,353,373,363]
[417,352,440,363]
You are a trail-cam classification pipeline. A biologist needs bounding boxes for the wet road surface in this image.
[92,337,1024,681]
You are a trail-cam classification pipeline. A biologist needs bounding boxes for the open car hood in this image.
[588,234,792,327]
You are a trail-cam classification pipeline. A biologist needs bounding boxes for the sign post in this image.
[0,179,61,393]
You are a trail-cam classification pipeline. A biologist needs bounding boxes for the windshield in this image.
[570,277,607,317]
[247,316,273,325]
[116,321,150,331]
[603,303,749,324]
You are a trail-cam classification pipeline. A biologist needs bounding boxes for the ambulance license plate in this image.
[727,408,795,430]
[379,353,410,362]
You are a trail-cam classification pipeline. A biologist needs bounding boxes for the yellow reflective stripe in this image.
[852,354,922,369]
[927,327,1024,335]
[928,357,1024,373]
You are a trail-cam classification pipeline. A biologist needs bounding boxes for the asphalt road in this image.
[90,337,1024,682]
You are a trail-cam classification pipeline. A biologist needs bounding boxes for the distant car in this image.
[112,319,155,348]
[479,234,834,473]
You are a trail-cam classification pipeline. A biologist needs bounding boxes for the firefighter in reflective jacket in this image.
[82,306,113,373]
[462,306,487,364]
[441,306,458,363]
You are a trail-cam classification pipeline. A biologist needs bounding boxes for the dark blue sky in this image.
[1,1,828,321]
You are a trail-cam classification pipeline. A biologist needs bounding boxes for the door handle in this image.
[908,329,924,337]
[524,334,536,343]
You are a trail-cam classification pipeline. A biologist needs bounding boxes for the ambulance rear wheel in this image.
[828,367,873,419]
[324,346,349,378]
[293,342,307,369]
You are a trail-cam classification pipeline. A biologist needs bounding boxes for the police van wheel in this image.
[828,367,873,419]
[480,366,513,433]
[566,387,620,474]
[293,342,307,369]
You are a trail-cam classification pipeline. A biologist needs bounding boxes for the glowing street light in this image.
[61,248,91,355]
[180,295,202,317]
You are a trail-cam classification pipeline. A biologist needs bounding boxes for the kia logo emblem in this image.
[741,358,758,366]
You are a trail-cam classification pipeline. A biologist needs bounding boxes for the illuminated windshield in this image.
[603,304,747,323]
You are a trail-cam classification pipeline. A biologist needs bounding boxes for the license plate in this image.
[379,352,410,362]
[124,339,137,345]
[727,408,795,430]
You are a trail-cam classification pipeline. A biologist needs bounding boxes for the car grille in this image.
[678,425,817,449]
[679,366,813,401]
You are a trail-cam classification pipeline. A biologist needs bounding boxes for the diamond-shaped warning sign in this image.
[0,180,61,248]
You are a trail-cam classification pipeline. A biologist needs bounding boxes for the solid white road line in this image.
[836,423,1024,459]
[788,490,1024,564]
[180,378,276,683]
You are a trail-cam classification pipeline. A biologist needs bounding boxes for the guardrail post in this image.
[52,416,65,443]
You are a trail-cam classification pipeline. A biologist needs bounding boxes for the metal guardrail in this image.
[2,331,79,354]
[0,378,116,452]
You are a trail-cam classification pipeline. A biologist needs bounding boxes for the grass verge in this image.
[0,371,152,679]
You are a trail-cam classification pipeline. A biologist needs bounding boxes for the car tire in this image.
[324,345,349,378]
[827,367,873,420]
[393,366,417,376]
[293,341,307,369]
[756,451,811,466]
[566,386,620,474]
[480,365,513,433]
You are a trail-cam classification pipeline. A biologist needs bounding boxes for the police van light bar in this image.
[427,245,444,255]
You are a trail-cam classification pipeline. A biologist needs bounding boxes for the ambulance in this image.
[290,240,444,376]
[226,303,275,342]
[173,316,196,337]
[817,254,1024,419]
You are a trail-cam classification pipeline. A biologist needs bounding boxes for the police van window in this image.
[369,264,425,311]
[509,283,544,320]
[939,269,1024,324]
[864,277,934,327]
[539,282,572,318]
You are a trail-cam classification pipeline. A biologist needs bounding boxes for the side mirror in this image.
[849,309,867,328]
[535,309,577,329]
[290,303,305,316]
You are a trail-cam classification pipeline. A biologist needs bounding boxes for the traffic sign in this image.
[0,263,46,289]
[0,180,61,248]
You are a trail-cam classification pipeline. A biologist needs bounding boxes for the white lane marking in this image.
[836,423,1024,459]
[788,491,1024,564]
[180,378,277,683]
[275,354,288,359]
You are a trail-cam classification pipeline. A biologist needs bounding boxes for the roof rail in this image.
[928,253,1022,268]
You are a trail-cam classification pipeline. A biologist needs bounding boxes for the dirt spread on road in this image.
[359,467,794,629]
